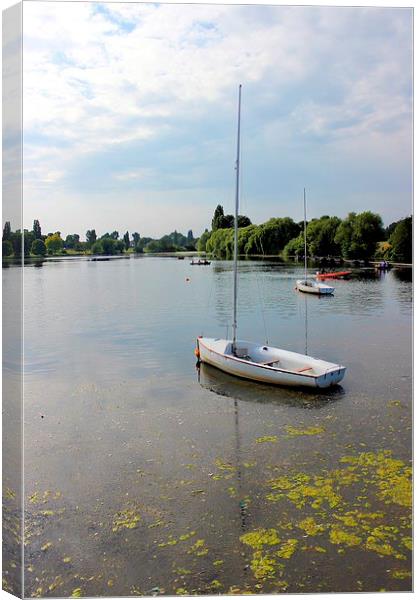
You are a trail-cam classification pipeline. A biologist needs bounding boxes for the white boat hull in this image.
[197,337,346,388]
[296,279,334,295]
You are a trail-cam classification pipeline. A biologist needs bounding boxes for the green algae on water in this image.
[112,507,141,532]
[285,425,325,437]
[240,528,280,550]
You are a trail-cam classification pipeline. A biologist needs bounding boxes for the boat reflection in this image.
[196,361,345,409]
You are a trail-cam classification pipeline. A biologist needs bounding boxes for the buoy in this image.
[186,277,190,282]
[194,347,200,358]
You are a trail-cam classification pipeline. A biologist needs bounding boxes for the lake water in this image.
[3,257,412,595]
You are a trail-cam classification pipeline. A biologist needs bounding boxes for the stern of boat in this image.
[316,366,346,388]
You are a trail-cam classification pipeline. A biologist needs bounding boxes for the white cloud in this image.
[21,3,412,233]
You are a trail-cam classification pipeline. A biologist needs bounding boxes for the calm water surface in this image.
[3,257,412,595]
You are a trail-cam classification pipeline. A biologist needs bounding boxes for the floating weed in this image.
[260,449,411,578]
[48,576,64,592]
[329,527,362,547]
[187,539,208,557]
[130,586,143,595]
[63,556,71,563]
[340,451,412,508]
[240,528,280,550]
[215,458,235,471]
[297,517,325,536]
[179,531,196,542]
[391,570,411,580]
[28,490,61,506]
[213,559,224,567]
[365,526,405,559]
[228,487,237,498]
[71,588,82,598]
[243,461,257,468]
[148,520,164,529]
[173,567,191,576]
[249,551,277,580]
[402,536,412,550]
[285,425,325,437]
[4,488,16,500]
[112,507,141,532]
[29,492,42,505]
[175,588,189,595]
[255,436,278,444]
[276,539,298,559]
[210,579,223,590]
[158,535,178,548]
[41,542,52,551]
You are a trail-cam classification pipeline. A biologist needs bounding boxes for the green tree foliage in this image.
[33,219,42,239]
[187,229,194,242]
[388,216,412,263]
[385,221,398,240]
[10,231,22,256]
[237,215,252,228]
[31,238,46,256]
[244,218,299,255]
[64,234,81,250]
[45,233,64,255]
[132,232,140,247]
[212,205,225,230]
[24,230,35,255]
[86,229,97,247]
[91,237,124,255]
[211,204,253,232]
[110,231,119,240]
[197,229,211,252]
[283,234,305,258]
[2,240,13,256]
[206,228,234,258]
[91,240,103,254]
[3,221,12,241]
[135,237,152,252]
[306,216,342,256]
[123,231,130,251]
[335,211,384,260]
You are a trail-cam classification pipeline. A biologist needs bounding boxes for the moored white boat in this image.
[296,190,334,296]
[296,278,334,295]
[197,337,346,388]
[196,85,346,389]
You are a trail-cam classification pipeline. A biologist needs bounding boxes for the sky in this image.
[19,1,413,239]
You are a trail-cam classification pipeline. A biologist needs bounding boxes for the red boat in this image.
[316,270,352,280]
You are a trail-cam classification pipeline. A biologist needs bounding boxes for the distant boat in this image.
[177,256,185,260]
[196,85,346,388]
[316,270,352,280]
[296,279,335,295]
[375,261,392,271]
[296,189,334,295]
[190,259,211,265]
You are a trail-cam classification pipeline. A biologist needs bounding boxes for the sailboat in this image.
[296,189,335,295]
[195,85,346,389]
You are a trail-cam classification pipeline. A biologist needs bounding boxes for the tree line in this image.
[2,221,197,257]
[2,209,412,263]
[197,205,412,263]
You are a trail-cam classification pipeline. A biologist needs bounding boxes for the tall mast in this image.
[303,187,307,282]
[232,84,242,351]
